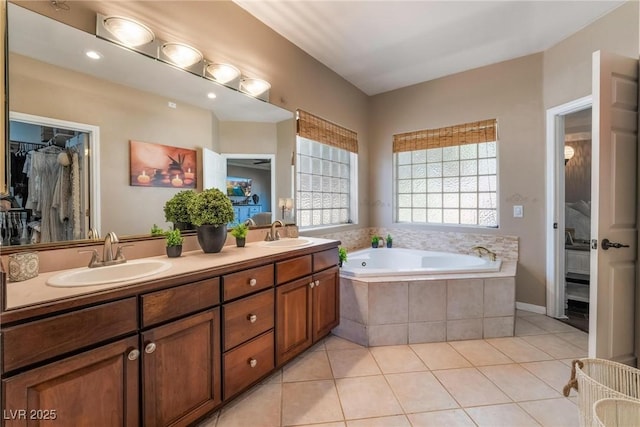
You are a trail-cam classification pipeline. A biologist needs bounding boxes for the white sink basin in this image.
[259,238,314,248]
[47,259,172,287]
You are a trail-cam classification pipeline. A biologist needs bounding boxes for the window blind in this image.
[393,119,497,153]
[297,109,358,153]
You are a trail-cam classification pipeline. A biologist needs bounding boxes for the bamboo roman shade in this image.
[392,119,497,153]
[297,110,358,153]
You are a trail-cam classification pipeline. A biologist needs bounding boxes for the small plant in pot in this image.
[338,246,347,267]
[231,222,249,247]
[164,190,196,231]
[187,188,235,253]
[371,235,380,248]
[386,234,393,248]
[165,228,184,258]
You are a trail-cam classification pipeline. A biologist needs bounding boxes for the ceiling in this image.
[234,0,626,96]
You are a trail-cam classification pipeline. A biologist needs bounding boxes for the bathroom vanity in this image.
[0,238,339,426]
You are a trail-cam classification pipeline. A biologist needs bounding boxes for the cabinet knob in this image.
[309,281,315,288]
[247,314,258,323]
[145,342,157,354]
[315,280,320,287]
[248,358,258,368]
[127,349,140,361]
[249,278,257,287]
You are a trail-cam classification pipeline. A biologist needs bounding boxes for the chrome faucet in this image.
[79,232,130,268]
[471,245,497,261]
[88,228,100,240]
[265,220,285,241]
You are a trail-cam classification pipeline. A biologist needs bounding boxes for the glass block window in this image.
[296,136,355,228]
[395,141,498,226]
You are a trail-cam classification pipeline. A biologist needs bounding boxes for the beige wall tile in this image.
[369,324,408,346]
[332,318,368,347]
[409,280,446,322]
[447,279,483,320]
[340,279,369,323]
[483,316,515,338]
[409,321,447,344]
[369,282,408,325]
[483,277,515,317]
[447,319,483,341]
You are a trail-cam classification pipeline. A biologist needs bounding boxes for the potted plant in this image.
[151,224,165,237]
[164,190,196,231]
[231,222,249,247]
[386,234,393,248]
[371,235,380,248]
[165,228,184,258]
[338,246,347,267]
[187,188,235,253]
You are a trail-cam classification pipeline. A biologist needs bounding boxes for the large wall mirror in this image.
[3,2,295,252]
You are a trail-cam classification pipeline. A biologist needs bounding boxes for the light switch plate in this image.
[513,205,523,218]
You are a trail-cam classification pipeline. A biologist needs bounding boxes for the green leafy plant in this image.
[386,234,393,243]
[187,188,235,226]
[371,235,380,245]
[231,222,249,239]
[338,247,347,265]
[164,190,196,224]
[164,228,184,247]
[151,224,165,236]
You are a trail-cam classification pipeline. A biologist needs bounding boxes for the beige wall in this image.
[543,1,638,109]
[369,54,546,306]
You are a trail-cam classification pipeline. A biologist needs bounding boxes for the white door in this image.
[590,50,638,363]
[202,148,226,192]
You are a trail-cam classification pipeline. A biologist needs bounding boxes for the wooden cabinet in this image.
[142,309,221,426]
[1,241,339,426]
[276,249,340,366]
[3,336,139,427]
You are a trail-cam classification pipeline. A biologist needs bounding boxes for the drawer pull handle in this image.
[309,281,315,288]
[145,342,157,354]
[247,314,258,323]
[248,358,258,368]
[249,278,257,287]
[127,349,140,361]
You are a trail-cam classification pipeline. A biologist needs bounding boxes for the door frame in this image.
[545,95,592,319]
[9,111,101,236]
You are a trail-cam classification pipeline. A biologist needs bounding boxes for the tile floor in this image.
[197,309,587,427]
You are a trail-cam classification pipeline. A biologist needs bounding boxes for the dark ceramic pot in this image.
[166,245,182,258]
[196,224,228,253]
[236,237,246,248]
[386,241,392,248]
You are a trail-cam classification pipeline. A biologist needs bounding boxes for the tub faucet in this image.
[266,220,284,241]
[471,246,497,261]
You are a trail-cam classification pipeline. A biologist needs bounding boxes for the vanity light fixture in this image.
[240,77,271,101]
[564,145,575,165]
[205,63,241,85]
[278,197,294,221]
[102,16,155,48]
[207,92,217,99]
[161,42,203,69]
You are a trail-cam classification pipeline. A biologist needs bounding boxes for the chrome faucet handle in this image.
[78,249,101,268]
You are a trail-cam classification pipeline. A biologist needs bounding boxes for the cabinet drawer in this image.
[313,248,339,272]
[3,298,137,373]
[142,278,220,327]
[223,264,274,301]
[223,330,274,399]
[223,290,274,351]
[276,255,312,285]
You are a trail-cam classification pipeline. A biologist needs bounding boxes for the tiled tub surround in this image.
[312,227,519,262]
[333,265,517,346]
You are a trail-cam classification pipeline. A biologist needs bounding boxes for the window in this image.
[394,119,498,227]
[295,110,358,228]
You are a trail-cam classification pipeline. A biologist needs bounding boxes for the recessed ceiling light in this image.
[85,50,102,60]
[207,92,217,99]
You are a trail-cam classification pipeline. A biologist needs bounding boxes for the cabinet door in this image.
[313,267,340,342]
[276,276,313,366]
[3,336,139,427]
[142,309,221,427]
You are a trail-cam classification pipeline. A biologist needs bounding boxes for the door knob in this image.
[601,238,630,250]
[247,314,257,323]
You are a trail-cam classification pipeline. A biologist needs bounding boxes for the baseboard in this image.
[516,302,546,315]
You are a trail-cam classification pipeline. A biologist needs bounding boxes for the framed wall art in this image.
[130,140,197,188]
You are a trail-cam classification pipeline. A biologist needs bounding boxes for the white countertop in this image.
[5,237,337,310]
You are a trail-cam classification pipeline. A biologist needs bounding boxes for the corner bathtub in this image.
[334,247,515,347]
[340,248,501,278]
